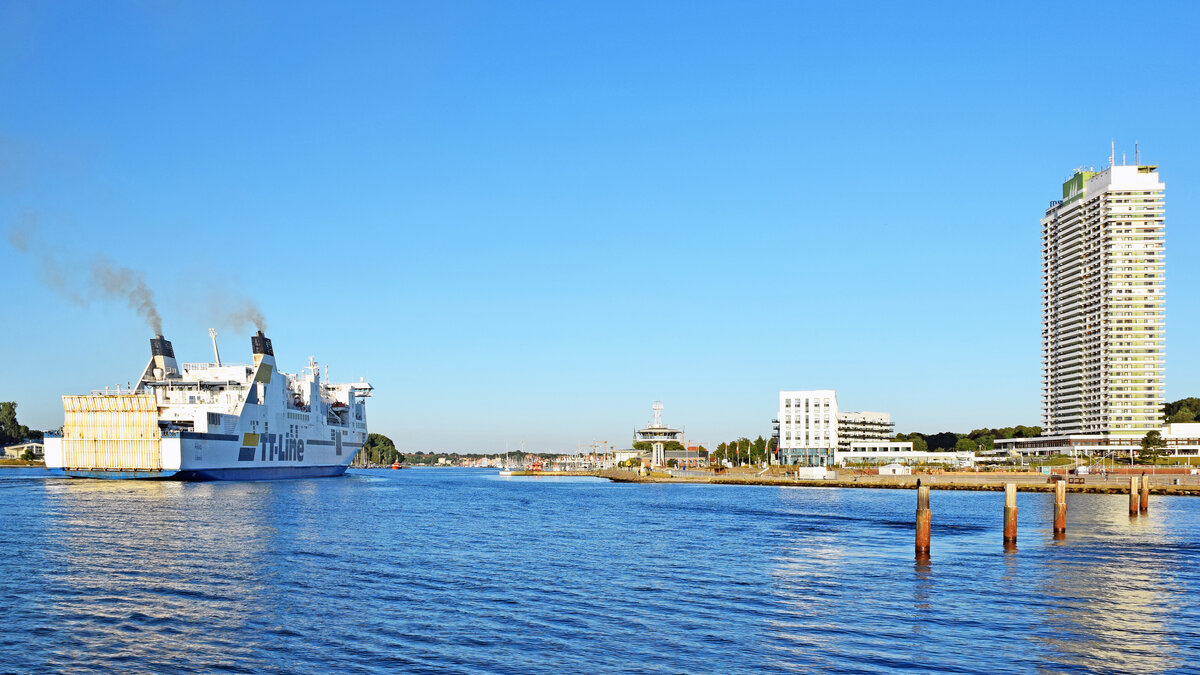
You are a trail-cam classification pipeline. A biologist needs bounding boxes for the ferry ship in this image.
[43,331,373,480]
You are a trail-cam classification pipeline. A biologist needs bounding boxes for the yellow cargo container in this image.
[61,394,162,471]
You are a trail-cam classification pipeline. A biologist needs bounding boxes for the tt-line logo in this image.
[238,433,304,462]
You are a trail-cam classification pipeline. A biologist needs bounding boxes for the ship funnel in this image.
[251,330,274,357]
[149,334,179,379]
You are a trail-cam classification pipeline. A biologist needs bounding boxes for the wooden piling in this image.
[1140,473,1150,512]
[915,484,931,556]
[1129,476,1140,516]
[1053,480,1067,535]
[1003,483,1018,544]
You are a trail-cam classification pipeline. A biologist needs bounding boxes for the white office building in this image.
[777,391,897,466]
[1000,160,1166,457]
[778,390,837,466]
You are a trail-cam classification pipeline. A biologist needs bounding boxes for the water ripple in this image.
[0,468,1197,673]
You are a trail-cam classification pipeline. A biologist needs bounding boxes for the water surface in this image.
[1,467,1197,673]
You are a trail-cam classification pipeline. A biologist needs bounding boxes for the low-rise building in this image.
[1163,423,1200,457]
[834,442,975,468]
[995,423,1200,459]
[612,448,643,465]
[666,446,708,468]
[1,441,43,459]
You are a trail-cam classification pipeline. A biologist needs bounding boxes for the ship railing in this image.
[182,362,250,371]
[89,386,138,395]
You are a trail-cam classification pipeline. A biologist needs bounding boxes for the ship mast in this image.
[209,328,221,366]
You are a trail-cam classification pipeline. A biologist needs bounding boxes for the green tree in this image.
[1164,397,1200,423]
[747,435,766,464]
[1139,430,1167,465]
[955,437,977,453]
[667,458,678,468]
[0,402,33,447]
[925,432,958,451]
[1012,425,1042,439]
[363,432,398,465]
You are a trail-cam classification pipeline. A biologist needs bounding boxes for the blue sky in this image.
[2,1,1198,451]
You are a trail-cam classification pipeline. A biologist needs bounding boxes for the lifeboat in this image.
[391,460,401,469]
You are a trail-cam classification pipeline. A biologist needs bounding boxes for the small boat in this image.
[391,460,401,469]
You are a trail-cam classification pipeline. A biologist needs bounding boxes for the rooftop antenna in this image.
[1109,140,1115,168]
[652,400,664,427]
[209,328,221,366]
[1135,141,1139,165]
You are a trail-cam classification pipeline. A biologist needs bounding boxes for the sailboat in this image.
[499,442,514,476]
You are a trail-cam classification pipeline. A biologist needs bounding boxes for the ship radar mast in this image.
[209,328,221,366]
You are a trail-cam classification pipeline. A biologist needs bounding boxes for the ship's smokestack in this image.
[149,334,179,379]
[251,330,273,357]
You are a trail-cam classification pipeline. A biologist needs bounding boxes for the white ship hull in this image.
[43,431,362,480]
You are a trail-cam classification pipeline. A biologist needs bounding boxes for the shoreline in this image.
[508,469,1200,496]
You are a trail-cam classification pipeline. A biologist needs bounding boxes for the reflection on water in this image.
[41,480,276,671]
[1,469,1198,673]
[1029,494,1183,672]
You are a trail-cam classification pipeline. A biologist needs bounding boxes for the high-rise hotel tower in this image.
[1041,164,1165,441]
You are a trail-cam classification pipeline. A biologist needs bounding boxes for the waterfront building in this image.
[835,411,894,451]
[667,446,708,469]
[612,448,642,465]
[777,391,897,466]
[834,442,975,468]
[999,160,1166,457]
[995,421,1200,459]
[1162,423,1200,458]
[0,441,43,459]
[778,390,838,466]
[633,401,683,467]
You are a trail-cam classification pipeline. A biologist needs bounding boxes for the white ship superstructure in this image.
[43,331,373,480]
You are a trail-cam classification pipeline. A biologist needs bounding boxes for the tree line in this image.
[709,436,777,465]
[1164,398,1200,424]
[892,426,1043,453]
